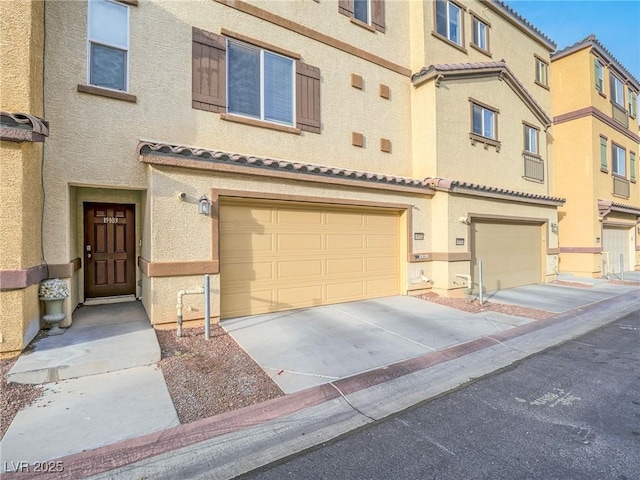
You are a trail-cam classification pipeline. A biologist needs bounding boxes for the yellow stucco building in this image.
[552,35,640,278]
[2,0,568,356]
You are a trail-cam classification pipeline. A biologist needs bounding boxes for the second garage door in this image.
[602,226,631,274]
[471,220,542,292]
[220,199,401,318]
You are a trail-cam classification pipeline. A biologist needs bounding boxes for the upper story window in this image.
[612,143,626,177]
[610,74,625,109]
[227,40,295,126]
[88,0,129,92]
[535,56,548,88]
[354,0,370,24]
[628,89,638,118]
[472,102,496,140]
[594,59,604,93]
[471,16,489,52]
[524,124,539,154]
[435,0,462,46]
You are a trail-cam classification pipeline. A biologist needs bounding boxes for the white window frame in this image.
[535,57,548,87]
[628,89,638,118]
[472,17,488,51]
[595,59,604,93]
[436,0,462,46]
[87,0,130,92]
[524,124,539,154]
[472,103,496,140]
[612,144,626,177]
[226,40,296,127]
[353,0,371,25]
[611,74,625,108]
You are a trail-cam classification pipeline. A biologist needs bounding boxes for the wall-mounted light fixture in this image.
[551,222,558,234]
[637,225,640,234]
[198,195,211,215]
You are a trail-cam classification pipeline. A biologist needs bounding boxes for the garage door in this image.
[602,226,630,274]
[471,220,542,292]
[220,199,401,318]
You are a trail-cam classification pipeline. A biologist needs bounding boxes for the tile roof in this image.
[137,141,432,190]
[412,62,552,127]
[428,178,565,206]
[552,35,640,90]
[138,141,565,207]
[598,199,640,218]
[489,0,556,50]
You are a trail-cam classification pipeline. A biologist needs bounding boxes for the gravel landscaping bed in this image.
[417,292,554,321]
[0,356,44,441]
[155,325,283,424]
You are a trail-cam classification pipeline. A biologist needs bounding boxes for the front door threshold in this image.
[84,294,137,306]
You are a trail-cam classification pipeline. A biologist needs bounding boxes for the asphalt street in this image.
[242,311,640,480]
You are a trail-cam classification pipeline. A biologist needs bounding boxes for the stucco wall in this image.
[412,77,553,194]
[0,285,41,357]
[144,165,431,324]
[412,0,552,113]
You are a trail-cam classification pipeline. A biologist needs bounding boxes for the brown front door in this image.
[84,203,136,298]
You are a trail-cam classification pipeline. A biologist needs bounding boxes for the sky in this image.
[503,0,640,80]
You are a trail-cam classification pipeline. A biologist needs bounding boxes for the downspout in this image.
[176,287,204,337]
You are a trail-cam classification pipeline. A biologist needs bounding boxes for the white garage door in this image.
[471,220,542,292]
[220,199,401,318]
[602,226,631,274]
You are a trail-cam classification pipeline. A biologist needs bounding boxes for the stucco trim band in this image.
[213,0,411,77]
[547,248,561,255]
[408,252,471,263]
[428,178,565,206]
[138,141,435,195]
[0,265,47,291]
[553,107,640,144]
[48,258,82,279]
[559,247,604,254]
[138,257,220,277]
[0,112,49,142]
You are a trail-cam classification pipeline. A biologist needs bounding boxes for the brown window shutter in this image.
[296,61,321,134]
[371,0,386,33]
[192,27,226,112]
[339,0,354,17]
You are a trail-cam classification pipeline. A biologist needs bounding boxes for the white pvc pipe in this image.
[204,274,211,340]
[479,260,484,305]
[176,287,204,337]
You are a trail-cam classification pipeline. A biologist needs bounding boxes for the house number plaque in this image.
[103,217,119,224]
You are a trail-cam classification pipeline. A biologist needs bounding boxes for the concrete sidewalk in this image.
[3,285,636,480]
[0,301,179,465]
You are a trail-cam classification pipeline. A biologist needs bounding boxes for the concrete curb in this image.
[5,289,639,480]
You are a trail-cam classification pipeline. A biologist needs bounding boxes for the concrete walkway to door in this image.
[223,296,534,394]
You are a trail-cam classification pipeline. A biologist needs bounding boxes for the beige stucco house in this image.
[551,36,640,278]
[1,0,565,356]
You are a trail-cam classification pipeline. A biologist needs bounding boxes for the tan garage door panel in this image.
[220,200,400,318]
[472,221,542,292]
[603,226,630,274]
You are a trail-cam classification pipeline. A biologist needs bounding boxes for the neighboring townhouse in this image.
[408,0,562,295]
[551,35,640,278]
[0,0,49,356]
[0,0,565,356]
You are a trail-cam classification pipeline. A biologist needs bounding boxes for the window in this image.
[472,103,496,140]
[600,136,608,171]
[524,124,539,154]
[610,74,624,108]
[612,144,626,176]
[436,0,462,46]
[88,0,129,91]
[472,17,488,51]
[227,40,295,126]
[354,0,369,24]
[594,59,604,93]
[535,56,548,87]
[629,89,638,118]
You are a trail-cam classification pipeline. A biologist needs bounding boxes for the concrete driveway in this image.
[222,296,532,394]
[484,281,637,313]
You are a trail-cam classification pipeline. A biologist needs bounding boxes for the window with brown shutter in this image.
[296,61,321,133]
[192,27,226,112]
[339,0,386,33]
